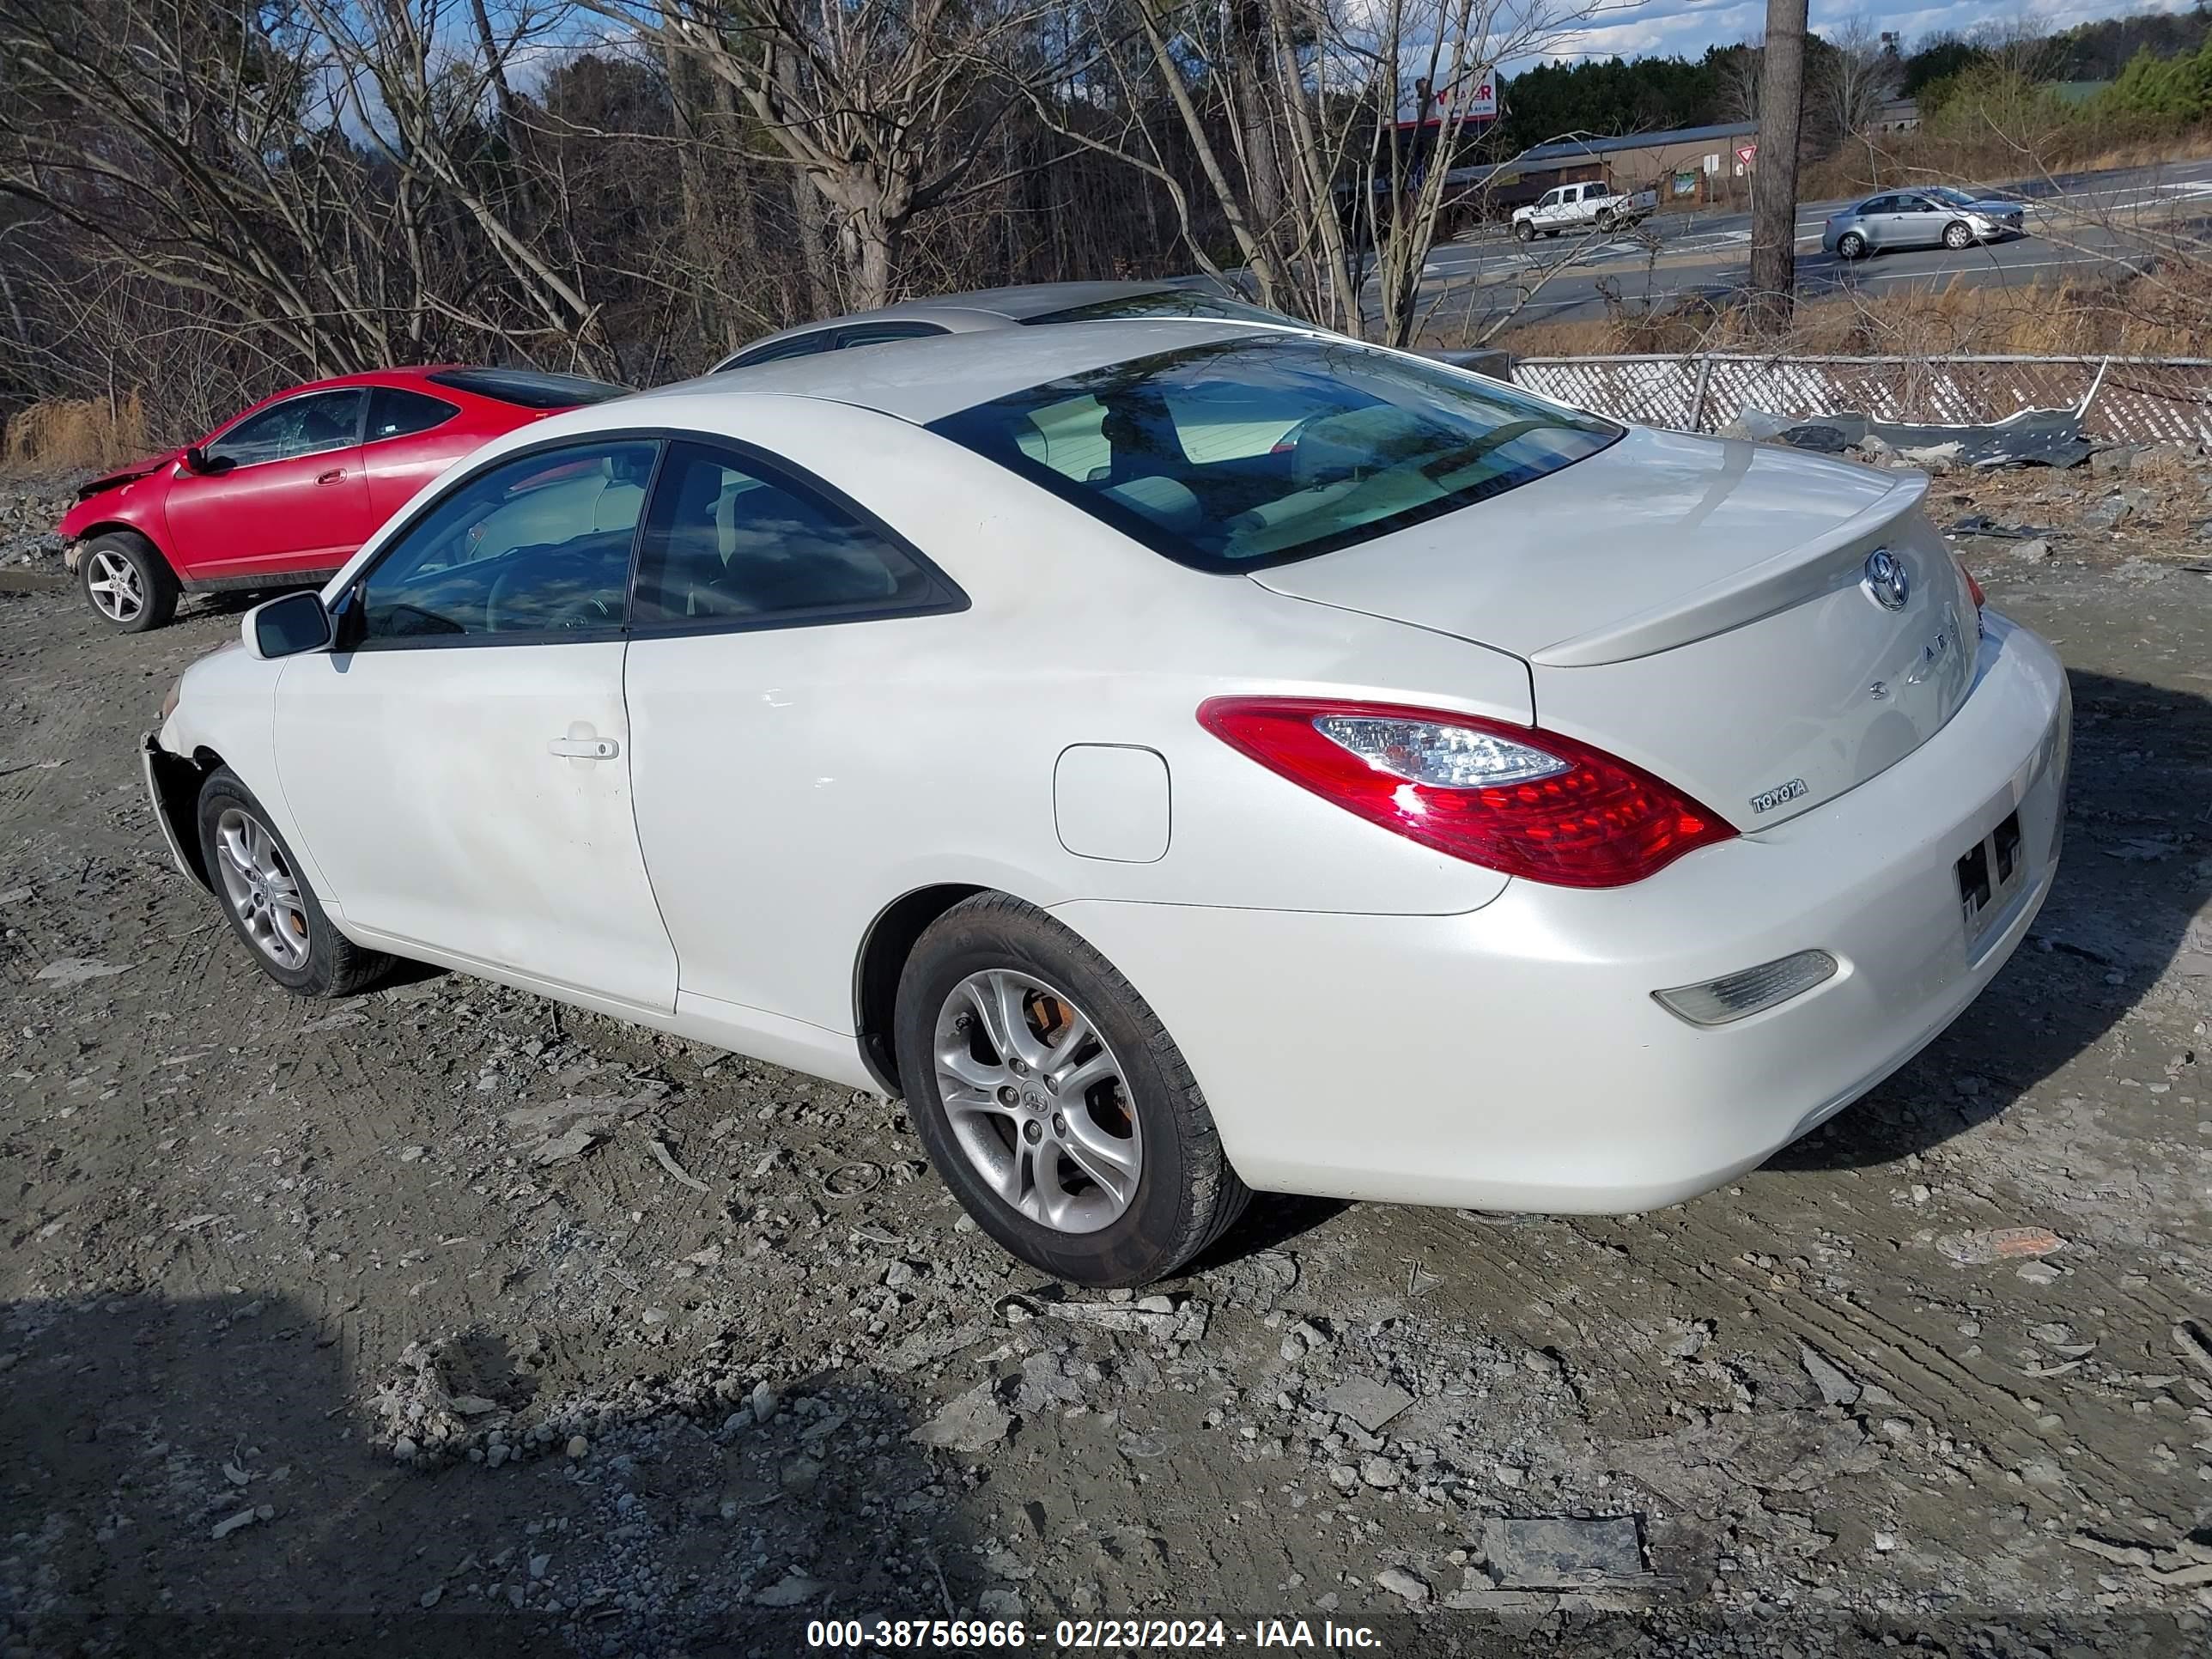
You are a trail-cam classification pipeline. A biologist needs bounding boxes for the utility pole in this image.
[1748,0,1808,333]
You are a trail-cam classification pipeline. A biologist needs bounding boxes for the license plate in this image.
[1956,810,2025,943]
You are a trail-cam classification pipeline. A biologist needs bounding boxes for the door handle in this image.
[316,468,346,484]
[549,737,619,760]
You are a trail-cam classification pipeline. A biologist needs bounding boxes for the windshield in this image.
[1019,289,1304,329]
[926,336,1620,572]
[427,368,630,410]
[1927,186,1977,206]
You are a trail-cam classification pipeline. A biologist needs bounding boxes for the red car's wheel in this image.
[79,532,179,633]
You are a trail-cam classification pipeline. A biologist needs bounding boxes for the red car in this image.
[58,365,628,631]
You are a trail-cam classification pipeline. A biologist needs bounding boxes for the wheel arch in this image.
[72,520,178,577]
[145,742,228,891]
[851,882,991,1096]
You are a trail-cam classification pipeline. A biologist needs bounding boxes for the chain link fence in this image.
[1506,354,2212,445]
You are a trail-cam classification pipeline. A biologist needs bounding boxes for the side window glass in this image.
[205,389,365,468]
[727,332,834,370]
[355,441,657,644]
[833,322,948,350]
[368,386,460,442]
[632,441,939,627]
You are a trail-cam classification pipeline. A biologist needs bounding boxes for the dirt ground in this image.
[2,453,2209,1659]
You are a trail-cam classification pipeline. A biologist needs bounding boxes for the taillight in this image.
[1197,697,1735,888]
[1954,557,1985,633]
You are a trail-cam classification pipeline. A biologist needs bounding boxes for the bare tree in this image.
[1717,37,1763,125]
[1073,0,1609,346]
[589,1,1071,312]
[1818,15,1893,147]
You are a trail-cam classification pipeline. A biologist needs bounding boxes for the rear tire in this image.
[1837,232,1868,260]
[1942,220,1973,250]
[196,767,389,1000]
[80,532,178,633]
[894,892,1250,1287]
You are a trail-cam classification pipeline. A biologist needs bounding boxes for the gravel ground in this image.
[1,454,2209,1659]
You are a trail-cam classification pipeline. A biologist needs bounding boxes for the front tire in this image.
[1942,220,1973,250]
[894,893,1249,1286]
[1515,221,1534,242]
[80,532,178,633]
[196,767,388,999]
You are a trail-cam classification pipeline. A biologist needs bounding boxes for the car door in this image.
[1850,195,1898,249]
[1893,194,1943,247]
[620,436,966,1024]
[270,437,679,1012]
[360,384,469,525]
[162,388,373,580]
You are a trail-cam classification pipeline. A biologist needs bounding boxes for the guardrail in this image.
[1506,353,2212,444]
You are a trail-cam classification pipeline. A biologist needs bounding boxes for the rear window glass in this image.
[1020,290,1302,329]
[927,336,1620,572]
[426,368,629,409]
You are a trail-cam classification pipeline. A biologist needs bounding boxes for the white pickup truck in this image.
[1511,181,1658,240]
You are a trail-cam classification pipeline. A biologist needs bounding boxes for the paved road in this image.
[1403,155,2212,337]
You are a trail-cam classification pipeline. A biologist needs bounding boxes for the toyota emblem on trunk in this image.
[1863,548,1910,610]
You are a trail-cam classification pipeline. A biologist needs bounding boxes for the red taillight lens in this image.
[1955,557,1985,627]
[1198,697,1735,889]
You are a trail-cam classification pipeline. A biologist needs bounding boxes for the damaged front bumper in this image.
[142,732,209,889]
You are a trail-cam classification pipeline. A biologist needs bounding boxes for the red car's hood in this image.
[74,448,183,502]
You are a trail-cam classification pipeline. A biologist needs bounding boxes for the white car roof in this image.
[629,318,1298,427]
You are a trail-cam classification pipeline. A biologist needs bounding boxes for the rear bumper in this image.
[1054,611,2069,1212]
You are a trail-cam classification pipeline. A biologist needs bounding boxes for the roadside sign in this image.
[1396,66,1498,125]
[1735,143,1758,165]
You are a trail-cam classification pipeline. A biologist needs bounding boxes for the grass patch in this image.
[1479,264,2212,359]
[2,394,152,473]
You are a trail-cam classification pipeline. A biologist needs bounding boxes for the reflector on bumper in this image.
[1653,949,1838,1027]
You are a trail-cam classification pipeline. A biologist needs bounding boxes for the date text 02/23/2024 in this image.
[805,1618,1387,1650]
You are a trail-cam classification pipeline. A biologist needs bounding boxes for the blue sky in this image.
[1535,0,2200,65]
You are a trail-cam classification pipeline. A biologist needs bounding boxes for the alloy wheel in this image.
[86,550,144,623]
[932,969,1141,1235]
[214,807,311,969]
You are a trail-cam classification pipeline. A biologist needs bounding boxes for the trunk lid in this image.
[1249,426,1977,829]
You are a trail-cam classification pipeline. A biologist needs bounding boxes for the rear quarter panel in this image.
[613,395,1538,1035]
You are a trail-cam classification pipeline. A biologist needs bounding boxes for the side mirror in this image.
[244,591,334,659]
[182,447,208,474]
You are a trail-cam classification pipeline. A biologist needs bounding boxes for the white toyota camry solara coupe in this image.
[145,320,2070,1285]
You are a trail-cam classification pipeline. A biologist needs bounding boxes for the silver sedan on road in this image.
[1822,186,2027,259]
